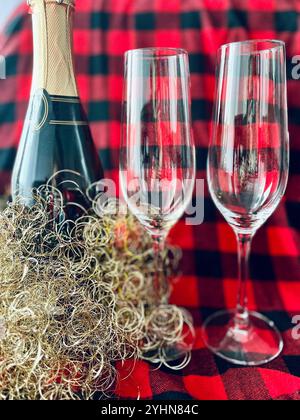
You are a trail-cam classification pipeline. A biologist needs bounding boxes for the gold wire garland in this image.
[0,184,194,400]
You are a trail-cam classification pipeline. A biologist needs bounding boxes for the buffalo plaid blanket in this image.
[0,0,300,400]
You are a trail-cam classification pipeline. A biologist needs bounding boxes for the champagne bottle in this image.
[12,0,104,216]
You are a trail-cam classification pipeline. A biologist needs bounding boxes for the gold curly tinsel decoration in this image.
[0,182,194,400]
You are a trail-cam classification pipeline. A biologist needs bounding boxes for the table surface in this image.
[0,0,300,400]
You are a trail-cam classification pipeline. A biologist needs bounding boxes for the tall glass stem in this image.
[152,235,167,305]
[234,233,253,330]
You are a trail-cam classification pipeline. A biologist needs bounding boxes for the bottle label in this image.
[13,88,102,204]
[30,89,88,131]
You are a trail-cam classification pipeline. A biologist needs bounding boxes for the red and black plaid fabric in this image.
[1,0,300,400]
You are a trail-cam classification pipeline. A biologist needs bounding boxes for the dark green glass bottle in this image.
[12,0,104,217]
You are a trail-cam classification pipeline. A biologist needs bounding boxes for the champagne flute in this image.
[120,48,195,361]
[203,40,289,366]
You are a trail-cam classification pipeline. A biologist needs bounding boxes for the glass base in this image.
[202,310,283,366]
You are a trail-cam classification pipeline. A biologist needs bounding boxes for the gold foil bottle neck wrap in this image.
[30,0,78,97]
